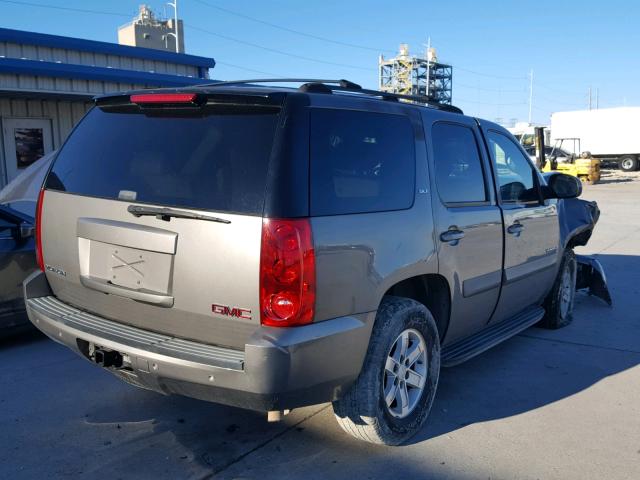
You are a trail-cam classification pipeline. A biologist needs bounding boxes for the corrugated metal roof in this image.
[0,27,215,68]
[0,57,209,88]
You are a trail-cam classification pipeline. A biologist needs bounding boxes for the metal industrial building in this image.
[379,44,453,104]
[0,27,215,188]
[118,5,185,53]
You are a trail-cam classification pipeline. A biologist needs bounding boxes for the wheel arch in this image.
[381,274,451,342]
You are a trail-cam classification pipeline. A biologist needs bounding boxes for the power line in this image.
[455,65,527,80]
[0,0,129,17]
[1,0,539,83]
[535,81,587,96]
[195,0,536,82]
[456,98,527,106]
[0,0,371,71]
[215,60,282,77]
[534,93,587,108]
[455,81,525,93]
[186,23,371,71]
[194,0,539,83]
[193,0,393,54]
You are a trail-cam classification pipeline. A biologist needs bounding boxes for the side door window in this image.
[486,131,541,206]
[432,122,487,205]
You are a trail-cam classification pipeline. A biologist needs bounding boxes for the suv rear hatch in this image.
[39,91,286,349]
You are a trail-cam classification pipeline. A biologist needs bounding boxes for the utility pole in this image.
[588,86,592,110]
[596,88,599,109]
[528,69,533,124]
[167,0,180,53]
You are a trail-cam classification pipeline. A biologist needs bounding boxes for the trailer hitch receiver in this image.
[94,348,124,368]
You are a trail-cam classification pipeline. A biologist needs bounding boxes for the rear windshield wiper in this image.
[127,205,231,224]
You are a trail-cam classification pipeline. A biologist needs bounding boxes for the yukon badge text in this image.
[45,265,67,277]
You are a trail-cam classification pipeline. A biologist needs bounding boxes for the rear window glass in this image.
[46,106,280,214]
[310,109,415,216]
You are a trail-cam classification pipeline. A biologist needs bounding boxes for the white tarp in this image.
[0,151,55,206]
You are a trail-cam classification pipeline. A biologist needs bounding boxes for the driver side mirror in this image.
[543,173,582,199]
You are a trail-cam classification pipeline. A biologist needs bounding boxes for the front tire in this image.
[332,296,440,445]
[540,249,577,329]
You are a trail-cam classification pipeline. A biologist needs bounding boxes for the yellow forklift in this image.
[533,127,601,184]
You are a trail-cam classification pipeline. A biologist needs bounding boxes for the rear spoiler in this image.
[94,91,285,110]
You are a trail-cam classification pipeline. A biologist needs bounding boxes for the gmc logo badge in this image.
[212,303,252,320]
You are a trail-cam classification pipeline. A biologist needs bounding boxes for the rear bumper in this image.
[24,271,375,411]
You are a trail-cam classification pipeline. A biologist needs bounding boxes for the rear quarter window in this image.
[310,109,416,216]
[46,106,280,215]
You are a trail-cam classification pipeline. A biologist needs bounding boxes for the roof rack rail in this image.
[195,78,362,90]
[194,78,462,114]
[314,84,463,114]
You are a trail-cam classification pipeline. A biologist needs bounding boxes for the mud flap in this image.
[576,255,612,306]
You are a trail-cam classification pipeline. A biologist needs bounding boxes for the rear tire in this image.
[332,296,440,445]
[539,249,577,329]
[619,155,638,172]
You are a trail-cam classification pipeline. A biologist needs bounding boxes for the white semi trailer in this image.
[550,107,640,171]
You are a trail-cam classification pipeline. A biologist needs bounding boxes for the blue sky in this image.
[2,0,639,124]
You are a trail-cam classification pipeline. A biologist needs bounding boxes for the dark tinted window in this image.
[486,131,540,205]
[47,106,280,214]
[432,123,487,204]
[310,109,415,216]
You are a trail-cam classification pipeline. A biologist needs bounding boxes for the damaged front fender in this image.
[556,197,600,249]
[550,184,612,306]
[576,255,613,306]
[543,172,613,305]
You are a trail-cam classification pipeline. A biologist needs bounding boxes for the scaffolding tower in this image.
[379,44,452,104]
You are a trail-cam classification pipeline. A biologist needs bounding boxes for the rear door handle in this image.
[440,228,465,245]
[507,222,524,236]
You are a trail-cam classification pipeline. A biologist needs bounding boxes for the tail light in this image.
[35,188,45,271]
[260,219,315,327]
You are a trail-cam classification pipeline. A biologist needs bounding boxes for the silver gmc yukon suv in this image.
[24,79,605,445]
